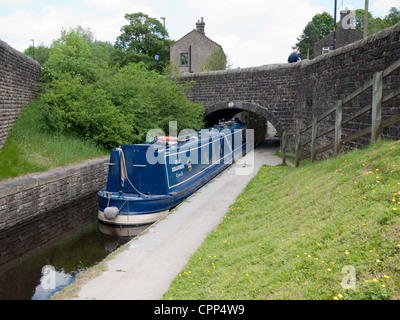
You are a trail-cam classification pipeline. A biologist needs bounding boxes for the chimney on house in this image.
[196,17,205,35]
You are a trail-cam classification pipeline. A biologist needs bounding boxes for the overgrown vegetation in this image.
[0,17,204,181]
[0,103,108,181]
[163,140,400,300]
[199,48,229,72]
[35,28,204,149]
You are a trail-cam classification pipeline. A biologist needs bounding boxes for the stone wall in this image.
[0,40,41,151]
[0,157,109,231]
[180,62,301,134]
[179,22,400,154]
[300,23,400,154]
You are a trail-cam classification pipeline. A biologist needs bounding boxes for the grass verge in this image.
[163,139,400,300]
[0,103,108,181]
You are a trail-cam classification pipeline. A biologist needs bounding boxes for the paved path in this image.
[74,141,285,300]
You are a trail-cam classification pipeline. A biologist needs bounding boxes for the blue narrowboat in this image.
[98,119,247,226]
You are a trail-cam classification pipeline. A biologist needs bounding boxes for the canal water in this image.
[0,193,149,300]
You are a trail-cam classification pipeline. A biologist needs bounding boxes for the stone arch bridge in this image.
[203,101,284,146]
[178,23,400,149]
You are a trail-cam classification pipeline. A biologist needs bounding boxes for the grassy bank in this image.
[0,104,108,182]
[163,139,400,300]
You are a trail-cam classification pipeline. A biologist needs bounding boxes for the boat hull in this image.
[97,162,232,226]
[98,209,169,226]
[98,120,247,226]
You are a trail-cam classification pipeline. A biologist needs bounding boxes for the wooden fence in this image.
[282,59,400,167]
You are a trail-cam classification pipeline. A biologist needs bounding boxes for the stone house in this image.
[314,9,363,58]
[170,18,222,73]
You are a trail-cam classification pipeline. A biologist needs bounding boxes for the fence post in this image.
[335,100,343,156]
[311,116,318,162]
[282,132,287,165]
[371,71,383,144]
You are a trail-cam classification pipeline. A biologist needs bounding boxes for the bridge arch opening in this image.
[204,101,283,147]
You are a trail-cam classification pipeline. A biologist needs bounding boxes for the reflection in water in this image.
[0,222,106,300]
[0,193,151,300]
[98,222,150,254]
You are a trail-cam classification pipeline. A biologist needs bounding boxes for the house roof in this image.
[171,29,222,48]
[314,27,363,47]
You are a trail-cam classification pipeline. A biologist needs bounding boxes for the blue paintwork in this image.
[98,120,247,225]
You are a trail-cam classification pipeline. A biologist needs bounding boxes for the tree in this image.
[296,12,334,59]
[99,63,204,142]
[113,12,174,71]
[43,28,97,84]
[311,12,335,38]
[199,48,228,72]
[354,7,400,36]
[90,40,116,67]
[24,44,50,65]
[74,25,96,44]
[385,7,400,25]
[31,27,204,148]
[296,22,320,60]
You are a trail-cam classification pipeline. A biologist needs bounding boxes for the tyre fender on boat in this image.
[104,207,119,220]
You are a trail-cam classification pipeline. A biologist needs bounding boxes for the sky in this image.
[0,0,399,67]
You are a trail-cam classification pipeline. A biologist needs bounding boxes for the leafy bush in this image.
[35,29,204,149]
[102,63,204,142]
[42,28,98,84]
[36,75,134,148]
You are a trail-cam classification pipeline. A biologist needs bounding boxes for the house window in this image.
[322,46,333,55]
[180,53,188,66]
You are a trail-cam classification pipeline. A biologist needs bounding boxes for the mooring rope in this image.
[116,147,150,198]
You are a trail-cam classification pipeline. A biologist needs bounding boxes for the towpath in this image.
[73,140,287,300]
